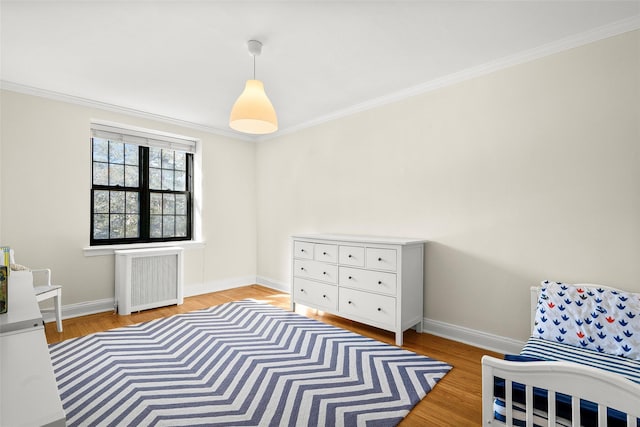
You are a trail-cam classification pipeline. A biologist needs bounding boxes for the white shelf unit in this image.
[0,271,66,427]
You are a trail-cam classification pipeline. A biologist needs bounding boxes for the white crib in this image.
[482,283,640,426]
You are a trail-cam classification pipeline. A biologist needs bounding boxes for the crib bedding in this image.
[533,281,640,360]
[521,337,640,384]
[493,338,640,427]
[485,282,640,426]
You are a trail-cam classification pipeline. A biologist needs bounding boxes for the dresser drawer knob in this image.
[348,300,352,305]
[322,294,327,298]
[323,271,327,275]
[348,276,353,280]
[300,288,305,292]
[323,251,327,255]
[378,280,382,285]
[300,249,305,252]
[300,267,305,271]
[377,307,382,312]
[378,257,382,261]
[348,254,352,258]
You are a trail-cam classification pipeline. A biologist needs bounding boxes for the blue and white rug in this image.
[49,299,451,426]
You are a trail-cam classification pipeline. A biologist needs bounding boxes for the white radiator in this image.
[114,247,184,315]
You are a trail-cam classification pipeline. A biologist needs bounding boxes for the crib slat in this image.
[548,390,556,425]
[506,379,513,425]
[597,403,607,426]
[572,396,580,427]
[525,385,533,426]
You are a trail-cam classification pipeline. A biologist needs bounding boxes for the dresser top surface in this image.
[291,233,427,246]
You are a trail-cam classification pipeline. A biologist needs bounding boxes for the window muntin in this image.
[92,189,140,239]
[149,147,187,191]
[92,139,140,187]
[149,192,189,238]
[90,136,193,245]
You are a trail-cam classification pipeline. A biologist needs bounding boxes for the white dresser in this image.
[291,234,426,346]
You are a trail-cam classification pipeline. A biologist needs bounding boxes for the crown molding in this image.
[0,80,256,142]
[3,15,638,143]
[267,15,640,141]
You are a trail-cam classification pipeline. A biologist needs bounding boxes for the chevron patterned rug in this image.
[49,299,451,426]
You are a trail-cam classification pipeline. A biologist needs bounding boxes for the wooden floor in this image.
[45,285,502,426]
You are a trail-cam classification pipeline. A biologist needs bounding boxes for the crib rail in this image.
[482,356,640,427]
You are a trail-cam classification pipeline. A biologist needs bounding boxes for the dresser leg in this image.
[395,331,403,346]
[415,320,423,333]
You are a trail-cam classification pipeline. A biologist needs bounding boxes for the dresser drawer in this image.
[339,267,397,296]
[294,259,338,284]
[366,248,397,271]
[293,278,337,311]
[314,243,338,263]
[294,241,314,260]
[339,288,396,328]
[338,245,365,267]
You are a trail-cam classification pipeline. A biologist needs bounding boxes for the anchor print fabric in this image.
[534,281,640,360]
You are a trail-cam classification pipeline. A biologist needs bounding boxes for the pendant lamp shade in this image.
[229,40,278,135]
[229,79,278,134]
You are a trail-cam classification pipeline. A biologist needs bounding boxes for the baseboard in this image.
[184,276,289,297]
[44,277,260,322]
[183,276,259,297]
[423,317,525,355]
[256,276,290,293]
[41,297,115,324]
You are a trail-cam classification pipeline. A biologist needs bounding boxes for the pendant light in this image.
[229,40,278,135]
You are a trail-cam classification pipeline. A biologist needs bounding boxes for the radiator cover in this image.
[115,247,184,315]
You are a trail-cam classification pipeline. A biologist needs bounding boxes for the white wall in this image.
[1,29,638,348]
[256,30,640,343]
[0,91,257,307]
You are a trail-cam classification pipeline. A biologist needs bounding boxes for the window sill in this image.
[83,240,206,257]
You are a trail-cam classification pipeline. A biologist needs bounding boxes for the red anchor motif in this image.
[548,302,555,309]
[606,316,615,323]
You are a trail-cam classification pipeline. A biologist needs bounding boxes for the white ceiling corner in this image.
[1,1,639,141]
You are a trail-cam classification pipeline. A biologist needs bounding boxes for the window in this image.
[90,124,196,245]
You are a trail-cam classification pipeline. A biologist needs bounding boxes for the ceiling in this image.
[1,1,639,140]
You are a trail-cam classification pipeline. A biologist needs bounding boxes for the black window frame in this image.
[90,138,194,246]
